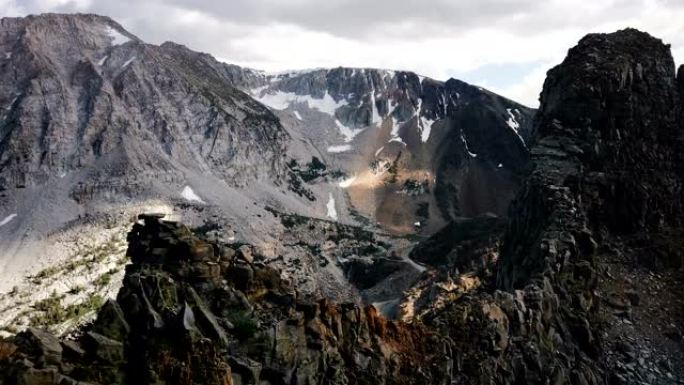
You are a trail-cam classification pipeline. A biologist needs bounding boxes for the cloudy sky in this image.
[3,0,684,107]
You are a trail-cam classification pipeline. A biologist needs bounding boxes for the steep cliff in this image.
[401,28,684,384]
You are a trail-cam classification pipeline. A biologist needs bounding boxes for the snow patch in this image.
[0,214,17,227]
[326,193,338,220]
[338,175,357,188]
[388,117,406,145]
[97,55,108,66]
[293,111,303,121]
[506,108,520,130]
[506,108,527,148]
[122,57,136,68]
[327,144,353,153]
[181,186,205,204]
[250,85,268,96]
[369,78,383,126]
[256,90,347,117]
[4,52,11,59]
[104,25,130,46]
[461,133,477,158]
[374,146,384,157]
[497,163,503,168]
[419,117,436,143]
[335,120,364,142]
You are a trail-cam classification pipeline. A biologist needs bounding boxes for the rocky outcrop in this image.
[502,28,683,286]
[399,28,684,385]
[0,214,452,385]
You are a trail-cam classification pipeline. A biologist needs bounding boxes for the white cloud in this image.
[0,0,23,16]
[6,0,684,107]
[486,63,554,107]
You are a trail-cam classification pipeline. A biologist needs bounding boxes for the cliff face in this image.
[501,28,684,289]
[405,28,684,384]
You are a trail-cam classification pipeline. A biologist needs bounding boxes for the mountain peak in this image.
[0,12,140,50]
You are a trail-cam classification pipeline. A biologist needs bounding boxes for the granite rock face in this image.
[0,14,287,190]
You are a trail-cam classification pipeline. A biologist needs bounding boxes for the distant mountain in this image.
[237,67,534,233]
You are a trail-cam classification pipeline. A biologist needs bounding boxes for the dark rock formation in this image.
[403,28,684,384]
[0,215,452,385]
[409,213,505,269]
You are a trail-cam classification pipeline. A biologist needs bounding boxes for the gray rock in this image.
[91,300,130,342]
[23,327,63,366]
[84,332,124,364]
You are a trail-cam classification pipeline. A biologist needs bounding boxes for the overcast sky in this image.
[3,0,684,107]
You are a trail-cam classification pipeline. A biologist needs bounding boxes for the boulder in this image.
[22,328,63,366]
[16,367,59,385]
[189,241,214,261]
[91,300,130,342]
[84,332,124,364]
[186,288,229,347]
[237,245,254,264]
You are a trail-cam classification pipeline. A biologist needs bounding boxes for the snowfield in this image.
[256,90,347,116]
[181,186,205,203]
[327,144,353,153]
[0,214,17,228]
[326,193,338,220]
[104,25,130,45]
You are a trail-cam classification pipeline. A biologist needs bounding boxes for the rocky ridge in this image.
[0,214,452,385]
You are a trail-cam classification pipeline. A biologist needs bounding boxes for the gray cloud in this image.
[6,0,684,106]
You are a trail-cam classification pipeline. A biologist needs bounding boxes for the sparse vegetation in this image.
[94,269,118,288]
[226,310,258,341]
[29,292,105,328]
[30,292,67,326]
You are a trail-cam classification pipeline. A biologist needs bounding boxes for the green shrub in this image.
[226,311,258,341]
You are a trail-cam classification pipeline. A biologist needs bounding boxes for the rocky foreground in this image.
[0,27,683,385]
